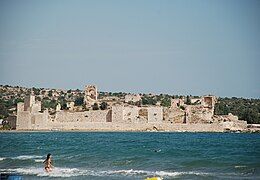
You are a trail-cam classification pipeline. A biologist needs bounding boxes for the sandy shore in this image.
[1,123,258,133]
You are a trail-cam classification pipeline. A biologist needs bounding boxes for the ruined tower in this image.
[84,85,98,105]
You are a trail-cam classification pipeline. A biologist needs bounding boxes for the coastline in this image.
[1,127,258,133]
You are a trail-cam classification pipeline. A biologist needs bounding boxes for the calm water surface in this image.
[0,132,260,179]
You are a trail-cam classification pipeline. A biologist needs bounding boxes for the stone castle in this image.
[15,85,247,132]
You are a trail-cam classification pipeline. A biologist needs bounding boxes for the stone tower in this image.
[84,85,98,105]
[24,94,35,111]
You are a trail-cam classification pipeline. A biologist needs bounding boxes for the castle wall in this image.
[113,106,163,123]
[17,102,24,112]
[31,111,48,130]
[148,107,163,123]
[14,94,247,132]
[123,106,139,123]
[16,111,31,130]
[163,108,185,123]
[24,95,35,111]
[112,106,124,123]
[55,110,109,123]
[188,105,213,123]
[31,102,41,113]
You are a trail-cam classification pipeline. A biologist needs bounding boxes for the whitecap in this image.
[1,167,88,178]
[0,157,5,161]
[34,159,44,163]
[103,169,208,177]
[235,165,247,168]
[12,155,43,160]
[0,167,210,178]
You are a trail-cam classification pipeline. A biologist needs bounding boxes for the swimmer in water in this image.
[43,153,53,172]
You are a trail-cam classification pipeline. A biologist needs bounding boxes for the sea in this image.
[0,132,260,179]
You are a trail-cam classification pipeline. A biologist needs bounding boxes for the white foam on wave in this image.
[103,169,208,177]
[235,165,247,168]
[0,157,5,161]
[1,167,209,178]
[34,159,44,163]
[1,167,89,178]
[12,155,43,160]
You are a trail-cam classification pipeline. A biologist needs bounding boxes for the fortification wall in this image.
[17,102,24,112]
[112,106,124,123]
[41,122,226,132]
[24,95,35,111]
[189,105,213,123]
[123,106,139,123]
[118,106,163,123]
[14,95,247,132]
[163,108,185,123]
[148,107,163,123]
[55,110,109,123]
[31,102,41,113]
[31,111,48,130]
[16,111,31,130]
[212,113,247,131]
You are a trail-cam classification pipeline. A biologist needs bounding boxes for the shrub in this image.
[100,102,108,110]
[92,103,99,110]
[74,97,84,106]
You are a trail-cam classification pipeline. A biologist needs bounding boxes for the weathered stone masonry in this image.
[15,85,248,132]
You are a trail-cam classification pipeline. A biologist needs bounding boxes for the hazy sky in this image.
[0,0,259,98]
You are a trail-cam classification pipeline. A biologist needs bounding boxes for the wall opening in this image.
[203,97,213,108]
[106,110,112,122]
[138,108,148,122]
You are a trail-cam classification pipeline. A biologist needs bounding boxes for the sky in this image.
[0,0,259,98]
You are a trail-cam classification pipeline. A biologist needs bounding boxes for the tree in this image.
[161,97,171,107]
[180,106,185,110]
[74,97,84,106]
[0,103,8,119]
[186,95,191,105]
[100,102,108,110]
[214,102,229,115]
[214,97,260,124]
[41,99,58,110]
[92,103,99,110]
[48,90,53,97]
[61,102,68,110]
[242,109,259,124]
[32,87,40,95]
[141,96,157,105]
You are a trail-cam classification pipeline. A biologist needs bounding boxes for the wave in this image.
[34,159,44,163]
[12,155,43,160]
[0,167,209,178]
[105,169,209,177]
[235,165,247,168]
[0,157,5,161]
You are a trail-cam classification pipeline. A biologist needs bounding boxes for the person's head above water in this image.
[46,153,51,160]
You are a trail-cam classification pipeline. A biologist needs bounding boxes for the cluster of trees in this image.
[141,95,157,106]
[74,96,84,106]
[41,98,58,110]
[107,92,127,98]
[141,94,172,107]
[92,102,108,110]
[0,98,23,119]
[214,97,260,124]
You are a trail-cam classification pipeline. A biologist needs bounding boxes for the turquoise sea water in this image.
[0,132,260,179]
